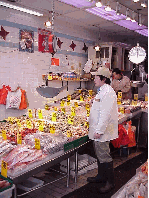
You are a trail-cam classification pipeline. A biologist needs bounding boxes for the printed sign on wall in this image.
[38,28,51,53]
[19,29,34,53]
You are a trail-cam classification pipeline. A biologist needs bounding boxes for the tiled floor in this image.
[17,149,142,198]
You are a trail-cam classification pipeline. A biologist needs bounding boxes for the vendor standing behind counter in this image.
[111,68,132,99]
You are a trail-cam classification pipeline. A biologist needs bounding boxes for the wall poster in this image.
[38,28,51,53]
[19,29,34,53]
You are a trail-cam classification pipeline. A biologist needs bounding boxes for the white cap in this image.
[91,67,111,79]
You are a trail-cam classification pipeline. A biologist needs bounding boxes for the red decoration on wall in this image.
[51,58,59,66]
[0,26,9,40]
[82,43,88,52]
[57,38,63,48]
[38,28,51,52]
[69,41,76,51]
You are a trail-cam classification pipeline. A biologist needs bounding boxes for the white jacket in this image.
[88,84,118,142]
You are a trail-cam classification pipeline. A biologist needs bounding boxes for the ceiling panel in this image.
[0,0,147,46]
[63,10,107,25]
[18,0,79,15]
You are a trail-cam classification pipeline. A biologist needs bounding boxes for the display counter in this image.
[111,161,148,198]
[0,89,147,197]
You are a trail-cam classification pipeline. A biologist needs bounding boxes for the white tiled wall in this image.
[0,7,97,120]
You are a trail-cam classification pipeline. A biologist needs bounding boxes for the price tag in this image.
[7,117,12,123]
[54,107,58,111]
[28,109,33,118]
[61,100,65,107]
[80,95,84,101]
[48,74,52,80]
[131,100,135,105]
[85,103,90,110]
[87,109,90,117]
[2,130,7,140]
[74,102,78,108]
[118,92,122,99]
[119,107,125,114]
[50,125,55,134]
[67,100,70,106]
[39,123,44,131]
[45,104,49,110]
[89,90,93,96]
[26,119,32,129]
[117,98,121,105]
[17,119,22,128]
[17,133,22,144]
[88,96,92,101]
[67,130,72,137]
[52,112,57,122]
[61,107,65,114]
[1,160,7,178]
[68,115,74,125]
[67,95,71,101]
[38,109,43,119]
[78,89,82,93]
[134,94,138,101]
[71,107,76,116]
[145,94,148,101]
[85,122,89,128]
[35,138,40,150]
[134,100,137,106]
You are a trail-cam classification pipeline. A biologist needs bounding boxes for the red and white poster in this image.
[38,28,51,52]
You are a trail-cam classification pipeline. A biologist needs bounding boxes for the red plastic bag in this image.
[127,121,136,147]
[0,85,11,105]
[19,90,28,110]
[111,124,130,148]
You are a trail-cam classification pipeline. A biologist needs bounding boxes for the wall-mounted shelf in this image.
[46,79,91,91]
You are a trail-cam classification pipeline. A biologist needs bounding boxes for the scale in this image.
[128,43,146,89]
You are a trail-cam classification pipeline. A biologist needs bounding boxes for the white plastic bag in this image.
[6,89,21,109]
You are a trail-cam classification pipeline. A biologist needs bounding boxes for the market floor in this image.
[17,147,147,198]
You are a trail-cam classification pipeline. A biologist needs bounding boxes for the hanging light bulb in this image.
[96,0,102,7]
[105,0,112,11]
[131,11,136,22]
[141,0,147,7]
[94,45,100,51]
[44,18,52,28]
[126,8,131,20]
[133,0,139,2]
[116,1,120,15]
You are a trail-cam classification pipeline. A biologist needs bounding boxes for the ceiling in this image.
[4,0,148,48]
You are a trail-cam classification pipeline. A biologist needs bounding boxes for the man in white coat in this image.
[87,67,118,194]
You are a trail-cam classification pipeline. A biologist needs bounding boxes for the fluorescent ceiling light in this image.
[133,0,139,2]
[135,29,148,37]
[86,7,125,21]
[114,19,147,31]
[86,6,148,37]
[0,1,43,16]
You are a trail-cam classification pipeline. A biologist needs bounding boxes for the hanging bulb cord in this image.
[52,0,54,35]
